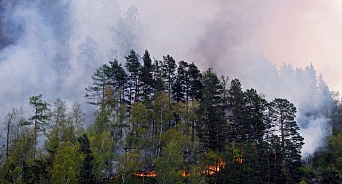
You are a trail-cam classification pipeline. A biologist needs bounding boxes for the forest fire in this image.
[204,160,226,176]
[236,158,243,164]
[133,170,157,177]
[132,159,229,179]
[182,170,190,177]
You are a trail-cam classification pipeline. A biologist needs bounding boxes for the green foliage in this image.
[127,102,149,149]
[125,49,141,104]
[243,88,267,145]
[28,94,51,131]
[299,180,307,184]
[152,59,164,93]
[7,127,35,165]
[87,126,115,180]
[319,168,340,184]
[31,159,49,183]
[152,92,172,150]
[51,142,82,184]
[186,165,206,184]
[188,62,202,101]
[330,134,342,172]
[3,163,23,184]
[139,50,154,104]
[227,79,245,143]
[269,98,304,183]
[197,68,226,151]
[50,98,79,143]
[161,55,177,95]
[78,134,96,184]
[27,94,51,160]
[117,151,142,183]
[300,165,319,184]
[85,64,111,106]
[155,129,191,184]
[172,60,189,103]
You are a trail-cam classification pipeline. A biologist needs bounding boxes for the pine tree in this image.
[78,134,96,184]
[242,141,263,184]
[188,62,202,101]
[107,59,129,140]
[172,60,188,103]
[187,62,202,142]
[85,64,111,107]
[262,103,281,183]
[161,55,177,97]
[269,98,304,183]
[27,94,50,159]
[140,50,154,103]
[31,159,49,183]
[227,79,245,144]
[161,55,177,128]
[152,58,164,93]
[108,59,129,108]
[197,68,225,151]
[244,89,267,146]
[125,49,141,104]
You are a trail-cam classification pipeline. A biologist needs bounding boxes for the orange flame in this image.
[133,170,157,177]
[182,170,190,177]
[236,158,243,164]
[204,159,226,176]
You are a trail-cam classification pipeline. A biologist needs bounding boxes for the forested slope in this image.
[0,49,341,184]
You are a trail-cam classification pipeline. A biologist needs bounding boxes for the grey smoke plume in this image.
[0,0,141,123]
[190,1,335,157]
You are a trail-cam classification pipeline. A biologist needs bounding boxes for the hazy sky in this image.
[117,0,342,92]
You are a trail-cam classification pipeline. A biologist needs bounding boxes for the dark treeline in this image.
[0,49,341,183]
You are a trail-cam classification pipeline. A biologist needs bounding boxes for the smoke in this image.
[0,0,141,125]
[189,1,336,157]
[0,0,338,157]
[298,115,331,158]
[0,0,70,105]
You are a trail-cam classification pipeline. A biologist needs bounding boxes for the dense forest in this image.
[1,49,342,184]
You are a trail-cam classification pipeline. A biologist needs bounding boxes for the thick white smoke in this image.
[0,0,140,120]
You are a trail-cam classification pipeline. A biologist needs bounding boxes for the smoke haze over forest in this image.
[0,0,340,157]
